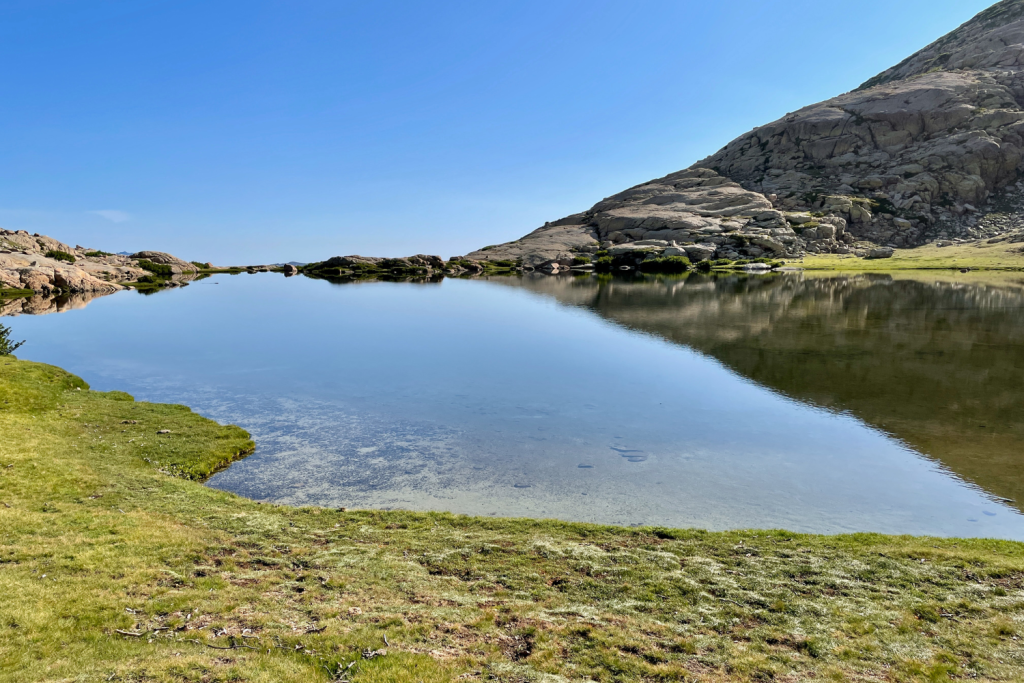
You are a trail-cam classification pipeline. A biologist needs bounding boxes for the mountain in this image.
[466,0,1024,270]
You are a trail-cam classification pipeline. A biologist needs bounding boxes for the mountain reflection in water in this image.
[5,270,1023,536]
[499,271,1024,512]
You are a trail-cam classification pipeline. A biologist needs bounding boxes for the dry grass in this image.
[799,239,1024,271]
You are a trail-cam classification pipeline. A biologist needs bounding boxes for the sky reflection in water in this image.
[5,271,1023,538]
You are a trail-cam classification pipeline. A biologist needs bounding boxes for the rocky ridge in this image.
[0,229,200,294]
[465,0,1024,271]
[300,252,527,279]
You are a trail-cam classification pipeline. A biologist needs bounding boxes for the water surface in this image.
[4,270,1023,538]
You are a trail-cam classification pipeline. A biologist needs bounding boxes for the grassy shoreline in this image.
[1,358,1023,682]
[799,240,1024,271]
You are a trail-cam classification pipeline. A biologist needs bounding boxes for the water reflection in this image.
[0,272,207,317]
[5,271,1023,537]
[0,290,116,317]
[499,271,1024,511]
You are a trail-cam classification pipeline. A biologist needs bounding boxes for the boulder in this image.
[866,247,895,259]
[130,251,198,274]
[683,244,717,261]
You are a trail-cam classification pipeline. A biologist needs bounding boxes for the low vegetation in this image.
[0,288,33,301]
[85,250,114,258]
[136,260,174,278]
[0,323,24,355]
[639,256,692,274]
[473,259,520,275]
[1,358,1023,681]
[802,239,1024,271]
[43,250,75,264]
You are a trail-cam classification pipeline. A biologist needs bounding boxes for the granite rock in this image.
[0,229,199,294]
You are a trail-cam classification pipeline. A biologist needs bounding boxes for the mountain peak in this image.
[466,0,1024,269]
[861,0,1024,89]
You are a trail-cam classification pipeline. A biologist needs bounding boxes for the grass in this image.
[43,250,76,264]
[639,256,691,274]
[801,240,1024,271]
[136,260,175,278]
[0,288,33,300]
[1,358,1023,681]
[122,277,172,293]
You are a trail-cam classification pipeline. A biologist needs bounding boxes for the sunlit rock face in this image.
[471,1,1024,265]
[0,229,200,295]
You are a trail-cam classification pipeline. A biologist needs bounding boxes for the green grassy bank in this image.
[1,358,1023,682]
[801,240,1024,271]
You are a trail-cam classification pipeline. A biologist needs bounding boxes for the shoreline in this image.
[1,357,1022,681]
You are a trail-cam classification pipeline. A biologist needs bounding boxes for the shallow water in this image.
[5,270,1024,538]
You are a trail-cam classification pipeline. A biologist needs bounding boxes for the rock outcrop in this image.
[302,254,448,279]
[0,229,199,294]
[130,251,199,276]
[300,253,523,279]
[467,0,1024,267]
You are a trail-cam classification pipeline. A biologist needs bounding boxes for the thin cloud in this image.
[89,209,131,223]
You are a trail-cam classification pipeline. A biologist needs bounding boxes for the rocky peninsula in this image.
[0,228,203,296]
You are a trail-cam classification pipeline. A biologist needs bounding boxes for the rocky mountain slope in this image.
[0,229,199,294]
[466,0,1024,270]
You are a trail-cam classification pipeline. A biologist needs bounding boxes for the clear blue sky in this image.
[0,0,994,263]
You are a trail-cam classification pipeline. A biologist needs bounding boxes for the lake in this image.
[4,269,1024,539]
